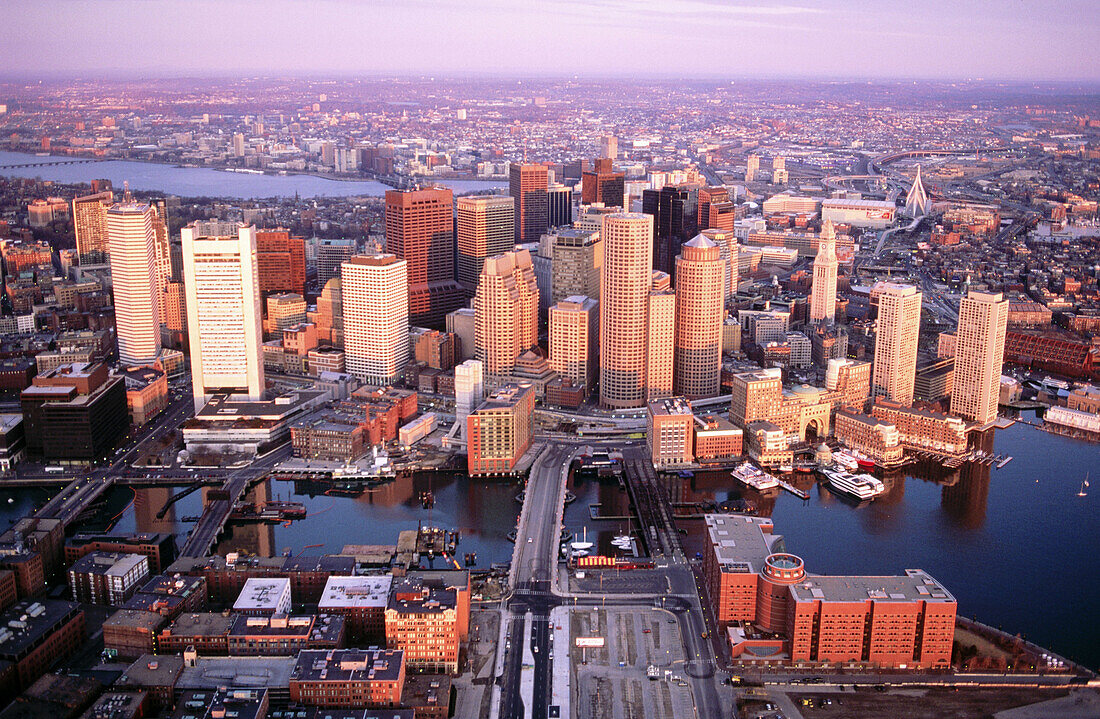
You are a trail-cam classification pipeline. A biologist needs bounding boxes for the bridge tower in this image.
[904,164,930,217]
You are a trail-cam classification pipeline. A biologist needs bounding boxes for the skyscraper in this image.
[872,283,923,406]
[599,134,618,160]
[674,235,724,399]
[549,295,598,397]
[454,359,484,438]
[950,291,1008,426]
[149,199,172,329]
[473,249,539,376]
[697,186,734,233]
[182,223,265,411]
[701,228,738,305]
[600,213,653,409]
[642,185,698,281]
[581,158,625,209]
[547,183,573,228]
[647,272,676,400]
[745,155,760,183]
[508,163,549,242]
[73,191,113,264]
[810,220,839,324]
[549,227,602,304]
[316,239,356,286]
[385,187,465,328]
[256,230,307,297]
[341,254,409,386]
[107,202,161,366]
[456,195,515,292]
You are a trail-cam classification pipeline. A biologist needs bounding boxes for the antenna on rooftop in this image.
[123,180,132,203]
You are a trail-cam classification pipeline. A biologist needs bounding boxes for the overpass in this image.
[872,148,976,167]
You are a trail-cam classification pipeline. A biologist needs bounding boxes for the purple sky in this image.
[3,0,1097,80]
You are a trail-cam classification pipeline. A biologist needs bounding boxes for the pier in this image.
[777,479,809,499]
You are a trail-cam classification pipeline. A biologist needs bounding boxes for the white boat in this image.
[731,462,780,491]
[570,526,594,552]
[832,449,860,471]
[822,468,885,501]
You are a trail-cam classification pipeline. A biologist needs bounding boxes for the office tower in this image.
[701,228,738,305]
[150,200,172,327]
[697,186,734,232]
[647,272,675,400]
[547,183,573,228]
[581,158,625,209]
[599,134,618,160]
[385,187,465,328]
[256,230,307,297]
[872,283,923,406]
[642,185,698,281]
[341,254,409,386]
[745,155,760,183]
[466,384,535,476]
[73,191,113,264]
[599,214,654,408]
[473,249,538,375]
[232,133,245,157]
[674,236,724,399]
[549,296,598,396]
[950,291,1008,425]
[163,281,186,332]
[549,227,602,304]
[181,223,265,411]
[810,220,839,324]
[456,195,515,292]
[265,293,307,333]
[107,202,161,365]
[315,239,355,286]
[508,163,549,242]
[454,359,484,437]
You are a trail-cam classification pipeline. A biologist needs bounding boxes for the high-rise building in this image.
[697,186,734,233]
[581,158,625,209]
[700,228,738,305]
[547,183,573,228]
[549,295,598,397]
[454,359,484,437]
[872,283,923,406]
[456,195,515,292]
[73,191,113,264]
[341,254,409,386]
[600,213,653,409]
[265,293,307,334]
[599,134,618,160]
[385,188,465,328]
[181,223,265,411]
[674,235,724,399]
[647,271,676,401]
[313,278,343,347]
[466,384,535,476]
[107,203,161,365]
[508,163,549,243]
[256,230,307,297]
[315,239,356,286]
[745,155,760,183]
[809,220,839,324]
[473,249,538,376]
[549,227,602,304]
[149,200,172,328]
[950,291,1008,426]
[642,185,698,281]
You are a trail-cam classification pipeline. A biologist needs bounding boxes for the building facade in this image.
[341,255,409,386]
[473,250,539,376]
[107,203,162,365]
[950,291,1008,426]
[872,283,922,406]
[674,236,724,399]
[456,195,515,292]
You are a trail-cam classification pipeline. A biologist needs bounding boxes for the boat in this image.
[832,449,860,471]
[794,460,817,473]
[821,468,886,502]
[778,463,794,473]
[731,462,780,492]
[570,526,594,552]
[855,453,876,470]
[564,491,577,505]
[1079,472,1090,497]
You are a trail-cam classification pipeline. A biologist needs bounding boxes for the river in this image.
[0,150,504,199]
[0,415,1096,669]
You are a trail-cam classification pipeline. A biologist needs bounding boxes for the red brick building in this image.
[289,648,405,708]
[256,230,307,298]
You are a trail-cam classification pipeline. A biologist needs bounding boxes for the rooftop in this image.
[291,648,403,684]
[704,515,781,574]
[70,551,148,578]
[164,612,233,637]
[789,569,955,604]
[0,600,82,658]
[176,657,296,690]
[119,654,184,689]
[233,578,291,611]
[318,575,393,610]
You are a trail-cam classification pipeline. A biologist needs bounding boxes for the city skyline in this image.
[1,1,1098,81]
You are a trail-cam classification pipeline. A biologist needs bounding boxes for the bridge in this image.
[872,148,976,166]
[33,477,115,525]
[0,158,104,170]
[178,474,261,557]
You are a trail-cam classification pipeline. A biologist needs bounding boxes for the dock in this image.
[588,503,633,521]
[777,479,809,500]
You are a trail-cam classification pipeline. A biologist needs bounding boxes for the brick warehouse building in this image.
[702,515,955,669]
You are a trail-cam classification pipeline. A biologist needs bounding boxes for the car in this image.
[642,628,650,633]
[527,538,532,543]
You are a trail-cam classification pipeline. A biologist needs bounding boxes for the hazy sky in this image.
[2,0,1097,81]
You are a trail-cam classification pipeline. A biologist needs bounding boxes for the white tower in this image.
[107,202,161,365]
[341,254,410,386]
[810,220,839,324]
[905,164,930,217]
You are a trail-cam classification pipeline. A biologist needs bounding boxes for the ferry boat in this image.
[831,449,861,471]
[821,468,886,501]
[731,462,780,492]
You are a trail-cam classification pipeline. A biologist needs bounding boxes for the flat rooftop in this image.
[233,578,291,611]
[704,514,781,574]
[789,569,956,604]
[291,648,403,684]
[229,614,344,644]
[318,575,393,610]
[70,551,147,578]
[176,657,296,690]
[165,612,232,637]
[0,600,82,657]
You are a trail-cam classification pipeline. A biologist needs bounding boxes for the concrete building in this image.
[456,195,515,292]
[385,188,464,329]
[548,296,598,398]
[73,191,113,264]
[21,362,129,462]
[872,282,922,407]
[68,552,150,606]
[647,271,676,401]
[809,219,838,324]
[647,397,695,467]
[341,255,409,386]
[674,236,724,399]
[729,367,837,443]
[233,577,292,617]
[821,198,897,229]
[107,203,161,365]
[473,250,538,376]
[265,293,307,334]
[950,291,1008,426]
[509,163,549,243]
[466,384,535,475]
[702,515,955,669]
[182,223,265,411]
[454,359,484,438]
[548,227,602,304]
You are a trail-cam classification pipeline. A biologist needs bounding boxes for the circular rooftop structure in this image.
[762,553,806,584]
